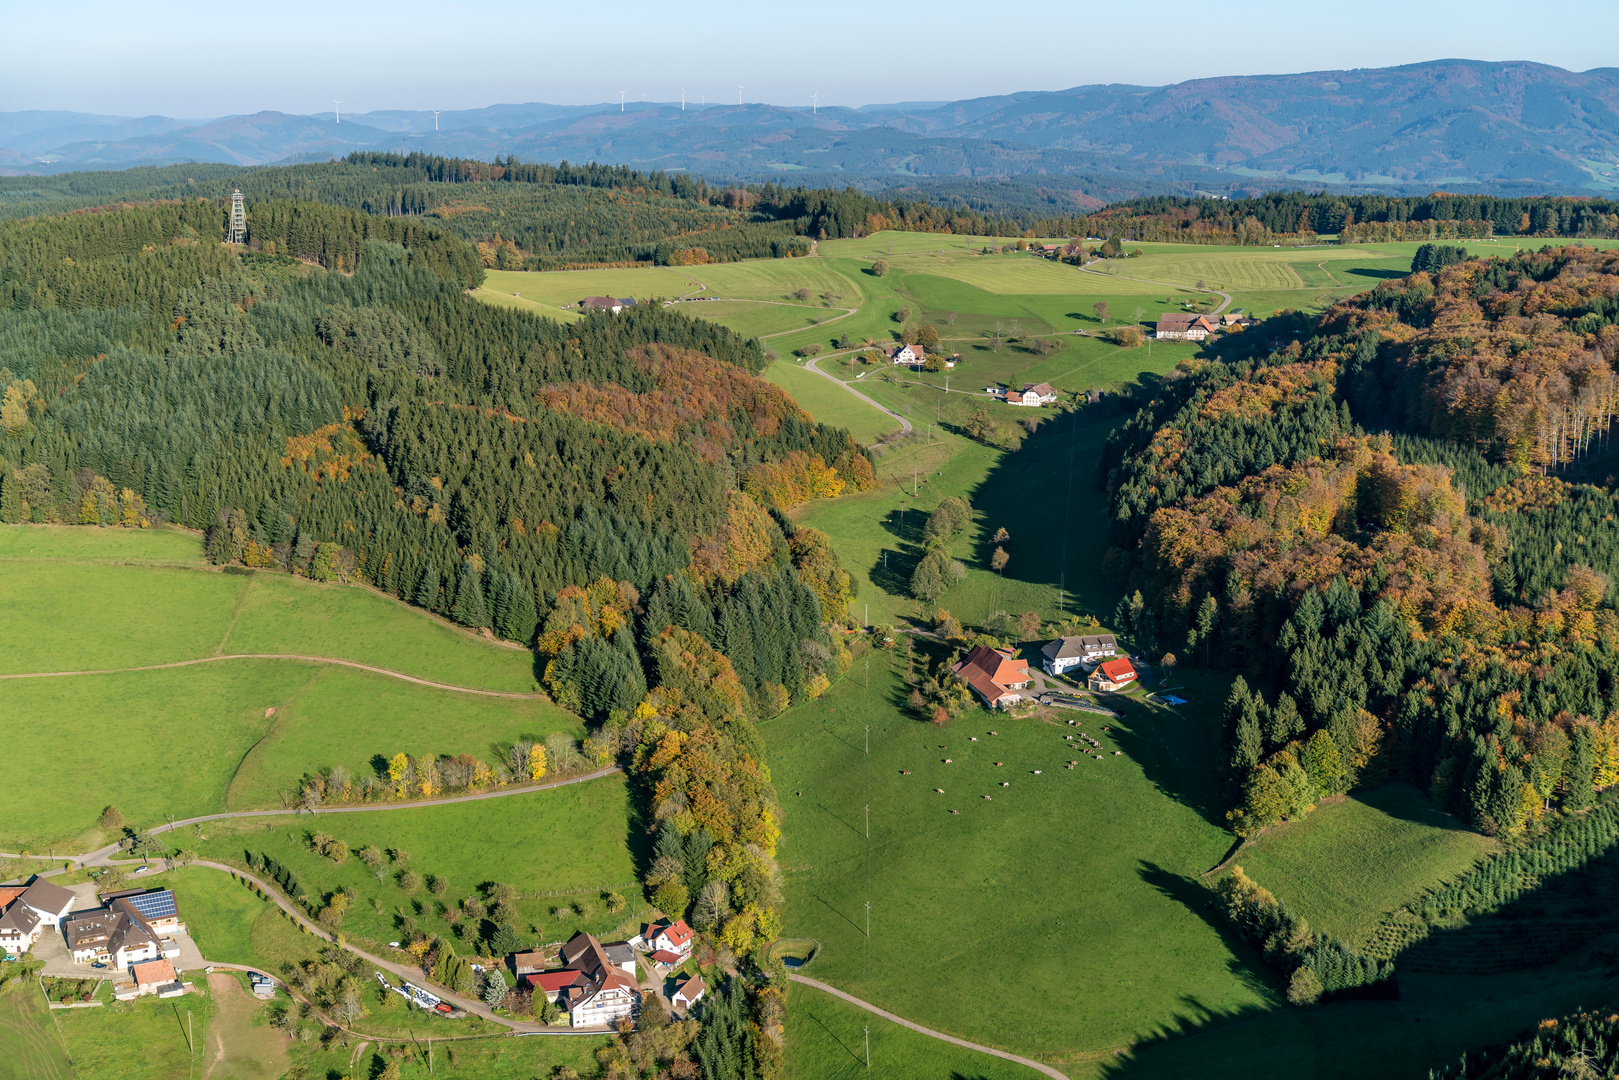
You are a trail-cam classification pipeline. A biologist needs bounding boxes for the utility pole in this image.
[865,899,871,938]
[864,604,869,629]
[865,1025,871,1068]
[186,1010,193,1053]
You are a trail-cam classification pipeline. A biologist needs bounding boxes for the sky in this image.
[4,0,1618,118]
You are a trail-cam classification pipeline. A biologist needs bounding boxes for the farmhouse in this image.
[120,957,184,1000]
[1154,313,1219,340]
[1089,657,1139,692]
[522,931,638,1027]
[0,880,80,956]
[673,973,706,1011]
[64,892,180,969]
[1007,382,1056,407]
[890,343,925,365]
[643,917,694,961]
[1041,634,1118,675]
[579,296,634,314]
[953,644,1032,709]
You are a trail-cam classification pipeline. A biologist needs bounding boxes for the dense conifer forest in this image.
[1104,245,1619,847]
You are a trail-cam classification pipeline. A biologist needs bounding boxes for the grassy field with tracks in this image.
[0,981,74,1080]
[191,779,642,955]
[0,526,576,849]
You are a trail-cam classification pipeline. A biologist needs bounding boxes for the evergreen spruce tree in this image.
[415,564,441,610]
[0,462,21,525]
[453,561,490,627]
[502,573,537,644]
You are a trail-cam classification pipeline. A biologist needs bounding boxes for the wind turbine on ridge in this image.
[737,84,745,106]
[619,90,626,112]
[680,89,686,111]
[430,110,442,131]
[811,90,819,114]
[333,100,342,124]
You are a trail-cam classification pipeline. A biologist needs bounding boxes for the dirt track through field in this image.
[790,975,1067,1080]
[0,653,542,698]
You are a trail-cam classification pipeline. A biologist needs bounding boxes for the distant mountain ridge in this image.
[5,60,1618,193]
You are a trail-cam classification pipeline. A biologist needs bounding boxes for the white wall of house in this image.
[572,988,636,1026]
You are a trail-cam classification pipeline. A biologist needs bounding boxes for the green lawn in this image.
[787,982,1046,1080]
[0,544,538,692]
[165,865,297,968]
[0,560,246,673]
[0,983,74,1080]
[220,572,540,692]
[293,1030,611,1080]
[1230,784,1498,949]
[763,360,900,446]
[0,523,206,563]
[1,657,578,851]
[770,658,1262,1062]
[222,664,580,811]
[192,777,643,956]
[54,983,215,1080]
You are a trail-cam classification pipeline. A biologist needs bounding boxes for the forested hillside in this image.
[1082,192,1619,246]
[1103,245,1619,844]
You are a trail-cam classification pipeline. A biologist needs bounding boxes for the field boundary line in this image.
[0,654,541,698]
[215,573,256,655]
[1076,265,1232,316]
[789,974,1068,1080]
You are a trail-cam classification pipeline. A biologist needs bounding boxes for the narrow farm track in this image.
[789,975,1068,1080]
[0,653,543,698]
[0,767,622,869]
[802,354,913,442]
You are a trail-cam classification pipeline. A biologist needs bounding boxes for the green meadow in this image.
[192,778,641,955]
[2,658,579,851]
[786,982,1044,1080]
[762,360,901,446]
[1230,784,1497,949]
[770,658,1262,1063]
[0,527,574,850]
[0,982,73,1080]
[0,532,539,690]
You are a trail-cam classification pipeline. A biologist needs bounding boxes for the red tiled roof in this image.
[650,950,683,965]
[1097,658,1137,683]
[954,645,1028,689]
[132,958,175,986]
[529,970,583,993]
[674,973,706,1003]
[660,920,693,947]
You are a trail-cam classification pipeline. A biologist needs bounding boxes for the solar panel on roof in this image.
[124,891,177,920]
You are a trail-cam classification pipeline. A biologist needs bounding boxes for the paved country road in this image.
[0,653,545,698]
[802,354,914,445]
[789,974,1069,1080]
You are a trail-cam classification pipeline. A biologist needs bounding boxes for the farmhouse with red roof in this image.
[1088,657,1138,692]
[953,644,1032,709]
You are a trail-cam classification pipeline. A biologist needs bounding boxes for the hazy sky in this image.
[5,0,1617,117]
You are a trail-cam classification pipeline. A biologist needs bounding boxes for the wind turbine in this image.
[430,110,442,131]
[680,89,686,111]
[619,90,625,112]
[737,84,745,106]
[811,91,819,114]
[333,100,342,124]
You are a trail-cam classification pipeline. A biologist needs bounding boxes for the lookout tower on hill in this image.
[226,190,246,244]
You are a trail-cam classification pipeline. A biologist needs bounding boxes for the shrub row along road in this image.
[0,653,545,698]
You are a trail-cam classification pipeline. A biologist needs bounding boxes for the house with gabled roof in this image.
[1154,313,1219,340]
[64,893,178,969]
[0,880,81,956]
[1041,634,1118,676]
[1007,382,1056,407]
[891,342,925,365]
[1089,657,1139,692]
[523,931,638,1027]
[952,644,1032,709]
[673,973,706,1012]
[648,918,694,960]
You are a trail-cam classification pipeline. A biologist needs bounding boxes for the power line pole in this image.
[865,1024,871,1068]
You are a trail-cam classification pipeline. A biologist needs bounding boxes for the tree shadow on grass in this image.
[1137,860,1275,998]
[1101,705,1228,830]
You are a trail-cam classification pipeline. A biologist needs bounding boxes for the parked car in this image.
[133,866,150,875]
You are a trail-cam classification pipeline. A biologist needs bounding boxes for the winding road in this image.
[0,654,544,698]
